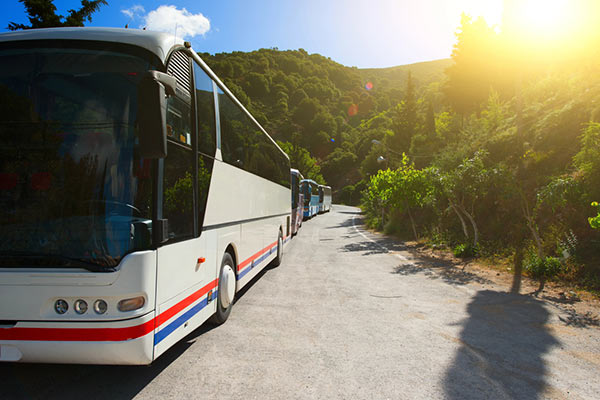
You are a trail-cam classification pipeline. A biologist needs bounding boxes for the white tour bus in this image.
[318,185,332,213]
[0,28,291,365]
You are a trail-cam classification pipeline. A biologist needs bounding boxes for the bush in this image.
[589,201,600,229]
[453,243,478,258]
[524,253,564,279]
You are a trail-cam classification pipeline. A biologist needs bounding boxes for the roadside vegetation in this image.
[360,13,600,294]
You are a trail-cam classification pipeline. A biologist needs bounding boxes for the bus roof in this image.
[0,27,181,64]
[290,169,304,179]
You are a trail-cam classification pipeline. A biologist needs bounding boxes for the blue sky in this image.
[0,0,504,68]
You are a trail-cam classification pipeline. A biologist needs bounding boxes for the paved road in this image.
[2,205,599,399]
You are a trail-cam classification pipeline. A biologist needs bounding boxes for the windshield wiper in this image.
[0,251,115,272]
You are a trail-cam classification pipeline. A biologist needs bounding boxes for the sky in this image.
[0,0,505,68]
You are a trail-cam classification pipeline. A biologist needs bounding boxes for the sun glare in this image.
[507,0,575,39]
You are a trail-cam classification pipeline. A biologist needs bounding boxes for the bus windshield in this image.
[302,182,310,206]
[0,46,155,271]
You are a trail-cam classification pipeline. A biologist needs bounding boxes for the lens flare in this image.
[348,104,358,117]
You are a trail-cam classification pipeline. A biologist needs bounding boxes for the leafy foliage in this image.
[589,202,600,230]
[8,0,107,30]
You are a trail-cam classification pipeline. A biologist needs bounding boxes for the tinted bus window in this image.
[218,88,289,188]
[193,63,216,157]
[164,52,194,240]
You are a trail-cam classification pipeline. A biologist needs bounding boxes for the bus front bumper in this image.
[0,312,155,365]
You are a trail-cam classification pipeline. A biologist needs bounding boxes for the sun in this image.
[505,0,575,39]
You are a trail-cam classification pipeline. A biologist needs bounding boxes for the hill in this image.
[359,58,452,90]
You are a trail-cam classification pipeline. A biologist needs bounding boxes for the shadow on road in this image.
[335,210,362,215]
[326,216,358,229]
[0,322,214,400]
[444,290,559,399]
[558,309,600,328]
[393,258,492,286]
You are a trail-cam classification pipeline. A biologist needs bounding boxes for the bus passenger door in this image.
[154,50,217,357]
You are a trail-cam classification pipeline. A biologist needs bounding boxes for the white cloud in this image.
[121,5,145,20]
[144,5,210,39]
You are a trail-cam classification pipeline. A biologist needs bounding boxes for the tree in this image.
[444,14,499,116]
[8,0,107,30]
[388,71,417,154]
[277,141,324,184]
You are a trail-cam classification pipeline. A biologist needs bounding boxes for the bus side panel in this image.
[154,235,216,358]
[311,194,320,217]
[203,161,289,291]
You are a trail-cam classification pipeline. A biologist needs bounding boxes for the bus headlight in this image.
[74,299,88,314]
[118,296,145,312]
[54,299,68,314]
[93,300,108,315]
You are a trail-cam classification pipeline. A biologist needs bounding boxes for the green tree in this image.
[8,0,107,30]
[388,71,417,154]
[277,141,324,184]
[443,14,499,116]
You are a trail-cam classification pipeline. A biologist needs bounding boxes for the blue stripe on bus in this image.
[155,237,289,345]
[237,245,276,280]
[154,290,218,345]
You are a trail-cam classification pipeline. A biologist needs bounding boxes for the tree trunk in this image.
[459,204,479,248]
[510,242,524,294]
[519,191,544,258]
[450,201,470,240]
[519,192,546,293]
[534,276,546,296]
[405,202,418,240]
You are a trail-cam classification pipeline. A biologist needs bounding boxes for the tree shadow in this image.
[340,241,391,256]
[335,210,363,215]
[558,309,600,328]
[392,256,491,286]
[326,216,359,229]
[444,290,559,399]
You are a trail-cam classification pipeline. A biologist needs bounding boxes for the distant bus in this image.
[300,179,319,219]
[290,169,304,235]
[0,27,291,365]
[319,185,332,213]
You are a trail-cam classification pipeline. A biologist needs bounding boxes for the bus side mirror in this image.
[137,71,177,159]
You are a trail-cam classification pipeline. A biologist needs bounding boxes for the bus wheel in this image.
[272,231,283,267]
[210,253,236,325]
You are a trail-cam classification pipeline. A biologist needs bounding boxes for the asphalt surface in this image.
[1,204,599,399]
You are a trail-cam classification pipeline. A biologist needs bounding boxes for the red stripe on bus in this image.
[0,320,155,342]
[0,280,219,342]
[237,241,277,272]
[0,239,286,342]
[156,279,218,327]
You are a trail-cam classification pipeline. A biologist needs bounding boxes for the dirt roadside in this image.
[401,240,600,328]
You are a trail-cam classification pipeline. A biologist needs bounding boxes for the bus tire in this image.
[272,231,283,267]
[210,253,236,325]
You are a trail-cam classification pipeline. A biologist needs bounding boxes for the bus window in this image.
[193,63,216,157]
[164,51,194,241]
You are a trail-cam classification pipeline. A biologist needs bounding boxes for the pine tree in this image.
[8,0,107,30]
[388,71,417,156]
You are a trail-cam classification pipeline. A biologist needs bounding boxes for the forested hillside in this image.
[201,11,600,292]
[199,48,445,192]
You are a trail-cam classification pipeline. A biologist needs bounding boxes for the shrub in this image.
[524,252,564,279]
[453,243,478,258]
[589,201,600,229]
